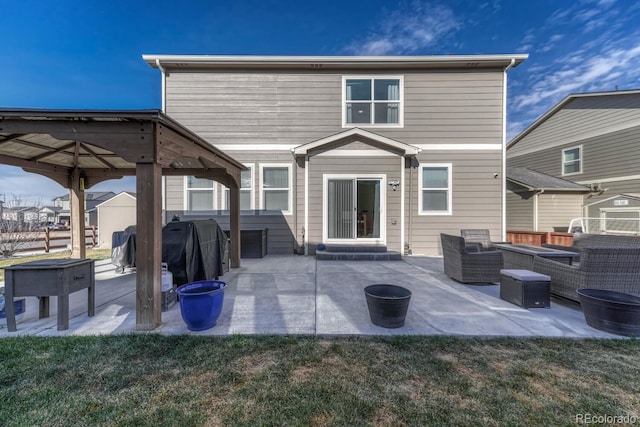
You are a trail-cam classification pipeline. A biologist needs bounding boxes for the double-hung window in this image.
[562,146,582,176]
[419,164,452,215]
[185,176,215,211]
[260,164,292,214]
[223,165,254,211]
[343,76,403,127]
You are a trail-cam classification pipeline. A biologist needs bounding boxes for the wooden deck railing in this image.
[506,230,574,247]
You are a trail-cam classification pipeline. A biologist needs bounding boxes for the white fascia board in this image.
[143,54,528,69]
[292,128,420,156]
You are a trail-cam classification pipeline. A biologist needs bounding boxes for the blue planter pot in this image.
[176,280,226,331]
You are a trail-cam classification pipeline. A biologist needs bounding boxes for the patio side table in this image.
[3,258,95,332]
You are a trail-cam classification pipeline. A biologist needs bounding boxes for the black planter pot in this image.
[364,284,412,328]
[577,288,640,337]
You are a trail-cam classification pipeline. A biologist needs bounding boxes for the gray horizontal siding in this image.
[508,125,640,183]
[165,70,504,147]
[406,151,503,255]
[537,194,583,232]
[506,189,533,231]
[508,93,640,157]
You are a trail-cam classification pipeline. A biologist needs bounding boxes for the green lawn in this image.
[0,248,112,282]
[0,335,638,426]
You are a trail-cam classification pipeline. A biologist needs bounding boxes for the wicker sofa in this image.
[543,233,640,261]
[532,247,640,302]
[441,233,504,284]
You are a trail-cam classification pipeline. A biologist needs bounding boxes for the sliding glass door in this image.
[327,178,381,240]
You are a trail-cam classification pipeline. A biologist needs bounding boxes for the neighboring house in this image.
[37,205,64,224]
[507,89,640,234]
[95,191,136,248]
[506,167,590,232]
[52,191,116,226]
[144,54,527,256]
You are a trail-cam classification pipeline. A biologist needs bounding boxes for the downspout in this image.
[156,59,168,222]
[533,189,545,231]
[502,58,516,241]
[156,59,167,112]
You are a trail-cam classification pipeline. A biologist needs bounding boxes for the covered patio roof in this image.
[0,108,246,330]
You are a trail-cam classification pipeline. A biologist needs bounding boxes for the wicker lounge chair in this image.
[460,229,510,250]
[532,247,640,302]
[441,233,504,284]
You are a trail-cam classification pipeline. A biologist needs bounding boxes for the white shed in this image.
[96,192,137,248]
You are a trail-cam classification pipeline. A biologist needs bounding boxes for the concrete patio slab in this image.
[0,255,623,338]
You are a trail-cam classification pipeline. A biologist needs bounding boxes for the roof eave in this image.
[143,54,528,70]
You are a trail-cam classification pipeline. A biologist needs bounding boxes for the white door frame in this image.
[322,173,387,244]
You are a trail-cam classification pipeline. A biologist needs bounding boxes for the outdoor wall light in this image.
[389,180,400,191]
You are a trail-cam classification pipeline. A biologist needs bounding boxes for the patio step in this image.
[316,245,401,261]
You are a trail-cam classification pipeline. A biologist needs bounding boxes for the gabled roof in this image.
[508,89,640,149]
[54,191,116,201]
[94,191,137,209]
[292,128,421,156]
[506,167,591,192]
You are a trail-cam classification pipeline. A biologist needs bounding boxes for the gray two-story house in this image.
[144,54,527,255]
[507,89,640,235]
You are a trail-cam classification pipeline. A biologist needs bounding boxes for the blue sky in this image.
[1,0,639,205]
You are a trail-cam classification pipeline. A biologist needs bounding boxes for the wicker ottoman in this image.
[500,269,551,308]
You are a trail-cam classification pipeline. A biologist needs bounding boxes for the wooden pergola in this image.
[0,109,246,330]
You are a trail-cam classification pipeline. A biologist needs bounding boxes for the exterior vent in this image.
[590,183,603,192]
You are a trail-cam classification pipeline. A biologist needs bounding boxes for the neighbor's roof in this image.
[508,88,640,149]
[506,167,591,192]
[143,54,528,70]
[54,191,115,201]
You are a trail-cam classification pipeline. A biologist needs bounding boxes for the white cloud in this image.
[342,1,461,55]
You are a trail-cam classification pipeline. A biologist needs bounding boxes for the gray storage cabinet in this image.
[3,258,95,331]
[500,269,551,308]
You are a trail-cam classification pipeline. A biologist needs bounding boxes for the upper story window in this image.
[185,176,215,211]
[343,76,403,127]
[419,164,452,215]
[260,164,292,215]
[562,146,582,176]
[223,165,254,211]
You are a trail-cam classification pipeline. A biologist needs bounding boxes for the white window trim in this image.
[259,163,293,215]
[222,163,255,212]
[418,163,453,216]
[342,75,404,128]
[183,176,217,213]
[562,145,583,176]
[322,174,387,244]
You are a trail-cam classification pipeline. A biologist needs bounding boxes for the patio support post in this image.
[229,185,241,268]
[70,169,86,259]
[135,163,162,330]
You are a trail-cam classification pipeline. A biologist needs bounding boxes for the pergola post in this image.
[135,163,163,330]
[229,185,241,268]
[70,169,86,259]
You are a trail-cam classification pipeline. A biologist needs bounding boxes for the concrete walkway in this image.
[0,255,619,338]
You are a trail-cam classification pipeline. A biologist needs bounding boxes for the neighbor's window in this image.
[261,164,291,214]
[344,76,403,126]
[224,165,254,210]
[562,146,582,175]
[419,164,452,215]
[185,176,215,211]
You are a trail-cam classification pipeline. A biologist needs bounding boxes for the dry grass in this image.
[0,335,638,426]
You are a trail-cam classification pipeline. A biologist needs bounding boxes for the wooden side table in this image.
[3,258,95,332]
